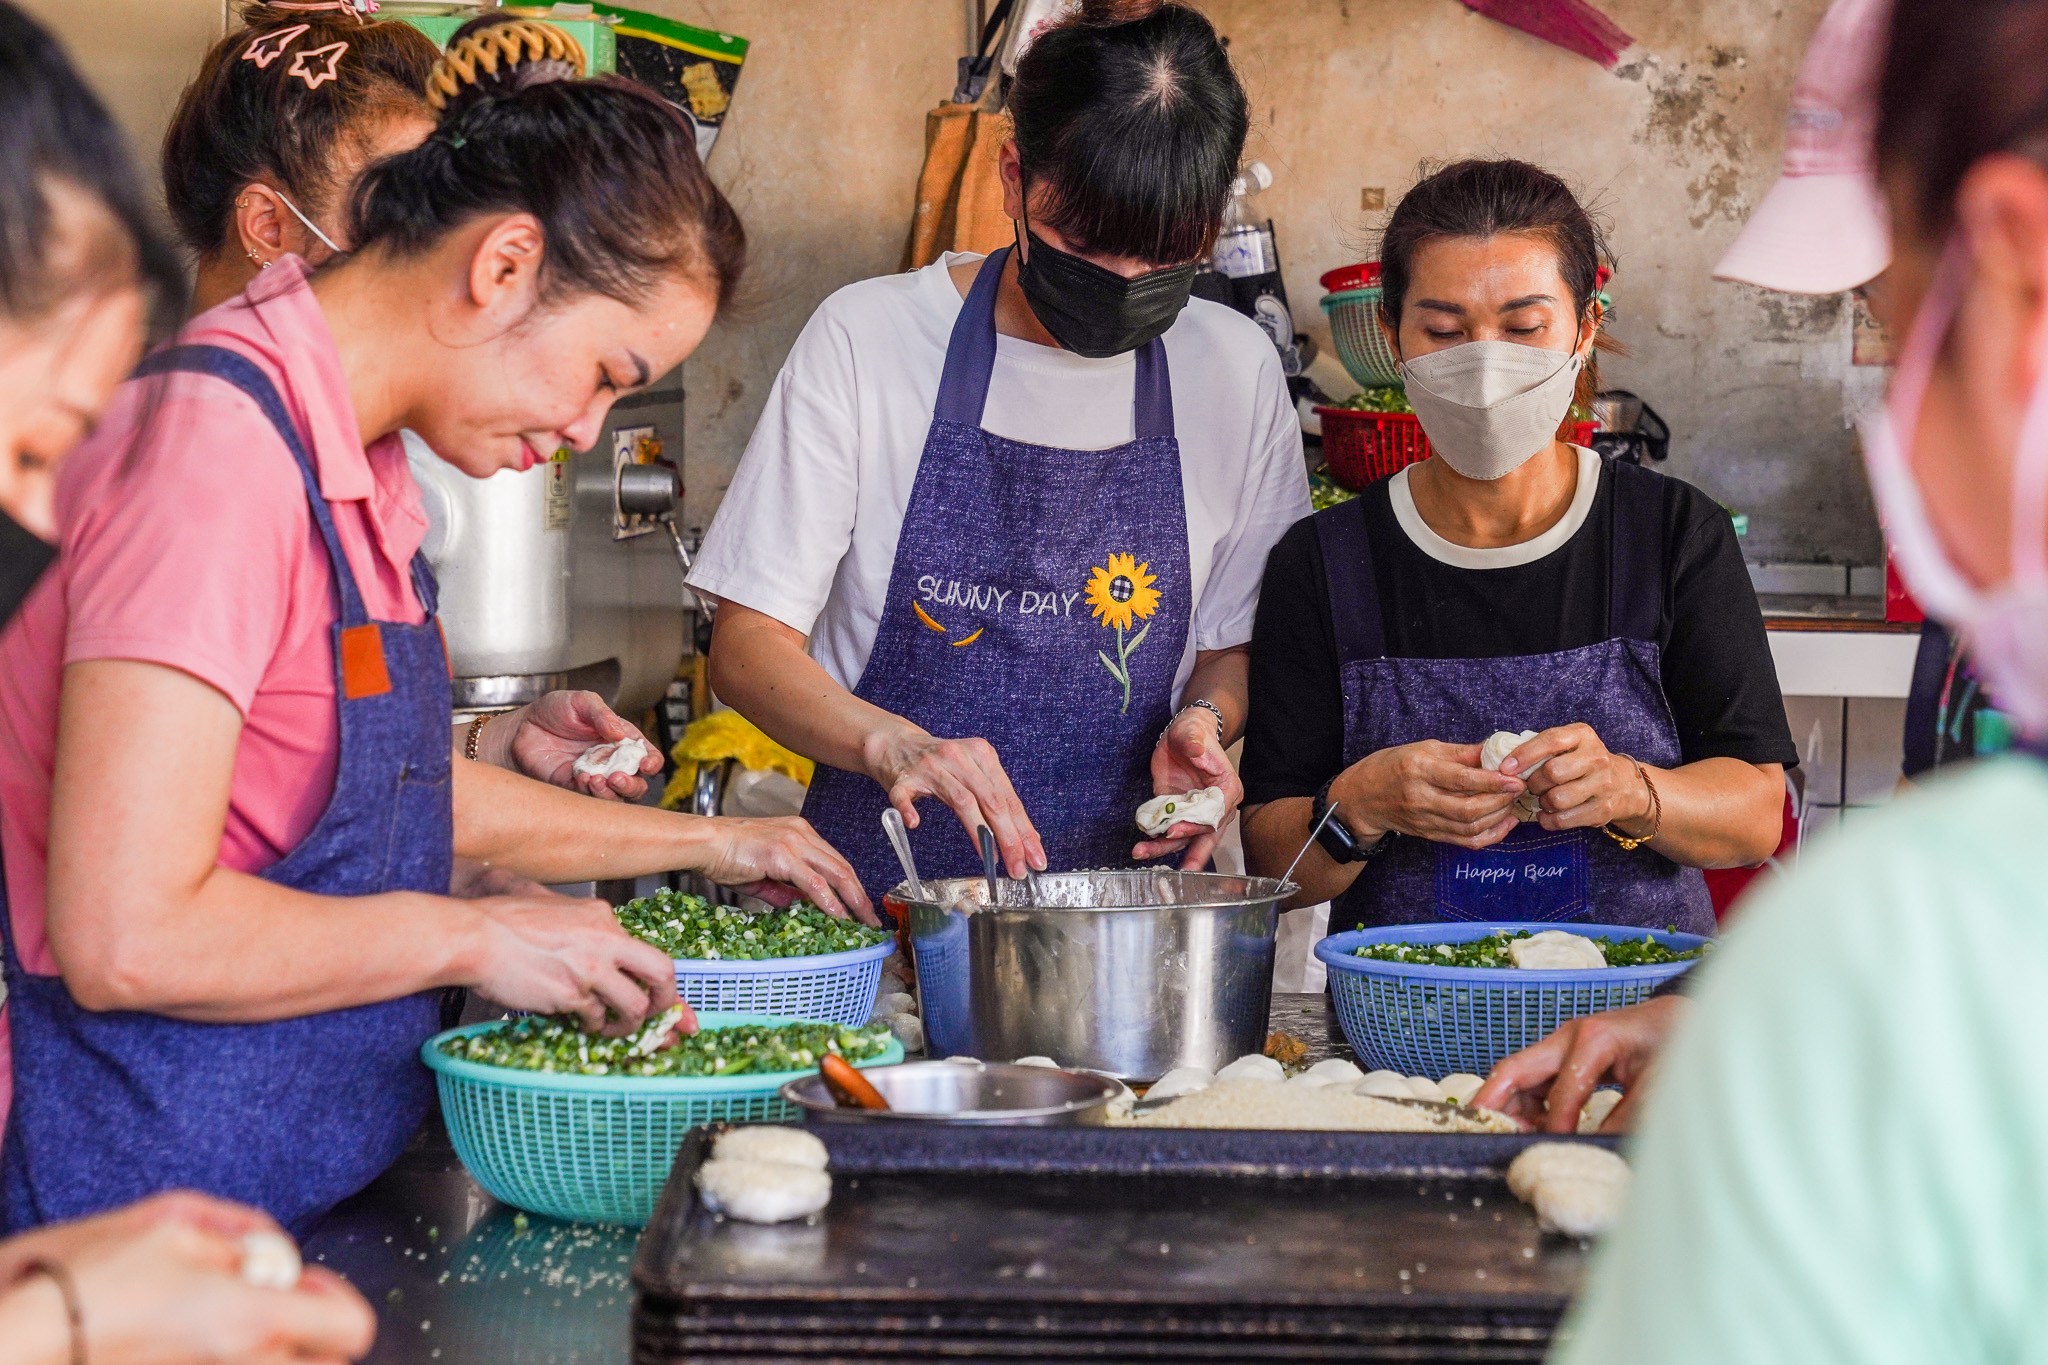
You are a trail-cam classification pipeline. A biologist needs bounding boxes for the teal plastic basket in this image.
[671,939,891,1025]
[1316,923,1709,1077]
[1320,285,1402,388]
[422,1013,904,1226]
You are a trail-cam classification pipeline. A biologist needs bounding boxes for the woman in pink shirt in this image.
[167,2,667,803]
[0,20,865,1237]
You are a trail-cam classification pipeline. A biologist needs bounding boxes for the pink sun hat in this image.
[1713,0,1893,295]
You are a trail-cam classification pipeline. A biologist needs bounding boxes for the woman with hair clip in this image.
[1239,159,1794,938]
[0,20,866,1239]
[1557,0,2048,1356]
[693,0,1309,897]
[168,0,666,803]
[0,5,375,1360]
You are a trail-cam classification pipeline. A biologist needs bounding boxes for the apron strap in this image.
[1606,460,1667,643]
[133,344,373,629]
[932,244,1176,439]
[1313,497,1387,662]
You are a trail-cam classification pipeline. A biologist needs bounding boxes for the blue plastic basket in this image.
[1316,922,1710,1077]
[669,939,891,1026]
[423,1013,904,1226]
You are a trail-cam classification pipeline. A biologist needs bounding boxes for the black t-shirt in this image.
[1240,461,1798,806]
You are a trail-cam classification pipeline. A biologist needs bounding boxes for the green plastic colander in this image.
[423,1013,904,1226]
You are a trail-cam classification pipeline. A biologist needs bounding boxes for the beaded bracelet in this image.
[463,713,489,763]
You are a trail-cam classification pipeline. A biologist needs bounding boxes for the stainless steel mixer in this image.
[892,870,1294,1083]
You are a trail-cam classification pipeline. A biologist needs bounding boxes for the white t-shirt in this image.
[689,252,1311,696]
[1386,444,1602,568]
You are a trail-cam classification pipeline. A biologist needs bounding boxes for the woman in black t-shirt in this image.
[1240,161,1795,936]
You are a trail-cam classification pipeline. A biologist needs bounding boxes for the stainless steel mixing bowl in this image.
[781,1060,1120,1126]
[893,869,1292,1083]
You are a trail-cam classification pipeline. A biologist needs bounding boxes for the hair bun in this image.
[425,17,584,115]
[1074,0,1169,25]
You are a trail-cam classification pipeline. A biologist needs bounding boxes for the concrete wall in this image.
[28,0,1877,563]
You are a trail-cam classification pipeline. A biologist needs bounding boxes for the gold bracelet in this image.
[1603,756,1662,851]
[464,713,489,763]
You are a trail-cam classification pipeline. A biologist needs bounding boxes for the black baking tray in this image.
[631,1124,1614,1363]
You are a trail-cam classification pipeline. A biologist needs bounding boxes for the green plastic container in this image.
[422,1014,903,1225]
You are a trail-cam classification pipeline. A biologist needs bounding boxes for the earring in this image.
[247,249,270,270]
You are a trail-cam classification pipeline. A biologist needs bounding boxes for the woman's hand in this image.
[475,691,664,801]
[1503,723,1653,835]
[861,723,1045,880]
[467,893,685,1035]
[695,816,877,925]
[0,1192,377,1365]
[1330,740,1524,849]
[1134,708,1241,869]
[1471,995,1686,1133]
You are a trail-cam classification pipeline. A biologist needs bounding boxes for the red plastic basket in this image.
[1315,410,1598,491]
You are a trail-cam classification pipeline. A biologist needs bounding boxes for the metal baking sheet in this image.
[632,1125,1613,1361]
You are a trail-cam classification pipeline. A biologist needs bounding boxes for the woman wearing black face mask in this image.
[693,0,1309,902]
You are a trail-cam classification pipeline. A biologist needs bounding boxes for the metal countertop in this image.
[304,993,1349,1363]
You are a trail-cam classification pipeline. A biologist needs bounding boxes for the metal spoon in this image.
[1278,800,1341,890]
[977,824,1001,907]
[881,808,926,901]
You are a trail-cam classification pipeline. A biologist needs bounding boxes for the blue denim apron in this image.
[1319,460,1713,936]
[1,345,453,1236]
[802,247,1193,898]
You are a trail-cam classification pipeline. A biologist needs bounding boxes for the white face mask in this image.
[1858,238,2048,737]
[1398,338,1583,481]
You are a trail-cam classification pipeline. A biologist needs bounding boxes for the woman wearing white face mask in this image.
[1554,1,2048,1358]
[1241,159,1792,936]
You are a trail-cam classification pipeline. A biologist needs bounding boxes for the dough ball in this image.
[1404,1076,1446,1103]
[239,1231,302,1291]
[1532,1164,1631,1238]
[1578,1088,1624,1134]
[1214,1054,1285,1084]
[696,1158,832,1224]
[1354,1071,1415,1100]
[1506,1142,1628,1203]
[1437,1073,1485,1105]
[1286,1070,1336,1088]
[571,735,656,779]
[1478,730,1539,773]
[1135,787,1229,837]
[1145,1066,1216,1100]
[1013,1055,1059,1068]
[887,1013,924,1052]
[1508,929,1608,971]
[713,1125,829,1172]
[881,991,918,1017]
[1301,1058,1365,1085]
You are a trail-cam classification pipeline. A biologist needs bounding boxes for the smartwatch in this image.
[1311,776,1389,865]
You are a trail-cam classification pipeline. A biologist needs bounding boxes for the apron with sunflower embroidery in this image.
[802,246,1193,902]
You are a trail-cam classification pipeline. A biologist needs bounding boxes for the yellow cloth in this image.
[660,711,815,810]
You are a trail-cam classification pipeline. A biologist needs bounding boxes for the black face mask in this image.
[0,506,55,630]
[1014,226,1197,359]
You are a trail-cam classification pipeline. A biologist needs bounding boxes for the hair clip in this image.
[268,0,379,13]
[242,23,310,68]
[287,40,349,90]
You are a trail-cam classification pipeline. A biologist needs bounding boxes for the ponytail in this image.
[350,13,745,309]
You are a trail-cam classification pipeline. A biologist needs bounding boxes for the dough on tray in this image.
[1438,1073,1485,1105]
[1214,1053,1286,1084]
[1508,929,1608,971]
[1505,1141,1632,1241]
[1124,1079,1516,1133]
[571,735,657,779]
[1013,1056,1059,1068]
[1135,787,1228,837]
[712,1125,829,1172]
[1145,1066,1216,1101]
[1355,1070,1415,1100]
[696,1158,832,1224]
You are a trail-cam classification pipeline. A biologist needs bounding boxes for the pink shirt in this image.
[0,257,430,979]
